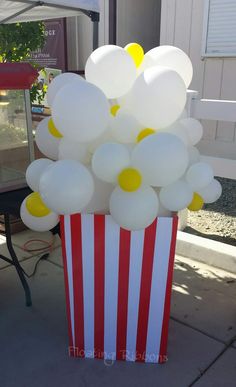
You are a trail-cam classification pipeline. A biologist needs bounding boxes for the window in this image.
[202,0,236,57]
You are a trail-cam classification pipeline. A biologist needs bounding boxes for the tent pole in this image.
[90,12,100,50]
[93,21,99,50]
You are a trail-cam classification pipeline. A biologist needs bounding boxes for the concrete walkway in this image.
[0,230,235,387]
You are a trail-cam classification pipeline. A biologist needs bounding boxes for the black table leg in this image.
[4,214,32,306]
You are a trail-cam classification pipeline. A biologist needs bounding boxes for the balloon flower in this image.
[21,44,222,232]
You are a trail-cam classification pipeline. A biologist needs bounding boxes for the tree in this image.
[0,22,45,62]
[0,22,46,103]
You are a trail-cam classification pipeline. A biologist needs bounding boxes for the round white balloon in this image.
[39,160,94,214]
[92,143,130,183]
[180,118,203,146]
[163,121,189,145]
[111,111,143,143]
[20,198,59,232]
[26,158,53,192]
[186,162,214,190]
[154,188,172,217]
[130,66,187,129]
[141,45,193,88]
[52,81,110,143]
[87,128,114,155]
[160,180,193,211]
[35,117,60,160]
[84,170,113,214]
[109,185,159,231]
[59,138,88,164]
[131,133,189,187]
[47,72,84,107]
[197,179,222,203]
[188,146,200,166]
[179,108,188,120]
[85,45,137,99]
[117,91,135,113]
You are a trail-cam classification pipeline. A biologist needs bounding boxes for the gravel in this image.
[185,177,236,246]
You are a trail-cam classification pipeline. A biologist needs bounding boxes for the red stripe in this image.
[116,228,131,360]
[135,219,158,362]
[94,215,105,359]
[60,216,74,356]
[159,216,178,363]
[71,214,85,358]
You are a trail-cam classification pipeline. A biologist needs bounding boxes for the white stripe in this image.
[104,216,120,360]
[81,214,95,358]
[145,217,173,363]
[126,230,145,362]
[64,215,75,348]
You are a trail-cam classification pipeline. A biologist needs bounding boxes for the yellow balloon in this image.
[136,128,156,143]
[188,193,204,211]
[118,168,142,192]
[48,117,63,138]
[110,104,120,117]
[26,192,51,217]
[125,43,144,68]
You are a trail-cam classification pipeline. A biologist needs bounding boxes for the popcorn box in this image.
[60,214,178,363]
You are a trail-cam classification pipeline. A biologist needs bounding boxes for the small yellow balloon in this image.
[48,118,63,138]
[125,43,144,68]
[188,193,204,211]
[136,128,156,143]
[110,104,120,117]
[118,168,142,192]
[26,192,51,217]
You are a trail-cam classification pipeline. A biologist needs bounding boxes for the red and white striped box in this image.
[60,214,178,364]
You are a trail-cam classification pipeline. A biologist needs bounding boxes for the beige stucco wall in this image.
[160,0,236,159]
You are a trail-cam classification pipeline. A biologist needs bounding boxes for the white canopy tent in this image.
[0,0,100,49]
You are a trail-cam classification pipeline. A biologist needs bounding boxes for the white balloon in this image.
[59,138,88,164]
[186,162,214,190]
[179,108,188,120]
[160,180,193,211]
[26,158,53,192]
[20,198,59,232]
[47,72,84,107]
[141,45,193,88]
[85,45,136,99]
[163,121,189,145]
[87,128,114,155]
[109,185,159,231]
[197,179,222,203]
[157,202,172,217]
[180,118,203,146]
[130,66,186,129]
[84,170,113,214]
[188,146,200,166]
[124,143,135,155]
[117,91,134,113]
[92,143,130,183]
[154,188,172,217]
[110,111,143,143]
[35,117,60,160]
[131,133,189,187]
[39,160,94,215]
[52,81,110,143]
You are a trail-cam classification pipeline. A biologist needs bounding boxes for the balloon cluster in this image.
[21,44,222,232]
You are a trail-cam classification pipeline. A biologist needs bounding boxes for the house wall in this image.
[66,0,161,71]
[160,0,236,159]
[116,0,161,51]
[66,0,109,71]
